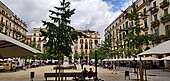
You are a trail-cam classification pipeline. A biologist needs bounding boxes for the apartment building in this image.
[30,28,100,59]
[71,30,100,60]
[105,0,170,59]
[31,28,45,52]
[0,1,27,41]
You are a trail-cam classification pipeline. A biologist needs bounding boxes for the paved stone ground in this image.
[0,65,169,81]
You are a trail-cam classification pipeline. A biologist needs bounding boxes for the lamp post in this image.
[95,50,98,79]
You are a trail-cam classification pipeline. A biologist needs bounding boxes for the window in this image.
[75,50,77,53]
[116,29,118,35]
[154,14,158,21]
[164,8,168,16]
[123,32,125,39]
[89,39,92,44]
[85,45,88,49]
[34,33,36,36]
[85,50,87,54]
[143,8,146,15]
[153,1,156,8]
[1,17,3,23]
[136,5,138,8]
[126,21,128,28]
[80,39,83,43]
[119,34,122,40]
[143,0,146,3]
[112,25,114,28]
[81,44,83,49]
[165,25,170,37]
[155,29,159,36]
[6,20,8,26]
[85,39,87,43]
[95,40,98,44]
[33,38,36,42]
[144,21,147,28]
[89,44,93,49]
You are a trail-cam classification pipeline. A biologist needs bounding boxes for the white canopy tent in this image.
[138,40,170,56]
[141,56,159,61]
[161,56,170,60]
[0,33,42,58]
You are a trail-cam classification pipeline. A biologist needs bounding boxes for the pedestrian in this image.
[82,68,88,80]
[81,62,84,69]
[74,62,77,69]
[112,63,117,74]
[88,68,93,79]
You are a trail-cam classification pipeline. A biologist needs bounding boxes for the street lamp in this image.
[95,50,98,79]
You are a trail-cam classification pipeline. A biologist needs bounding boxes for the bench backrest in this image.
[44,72,97,77]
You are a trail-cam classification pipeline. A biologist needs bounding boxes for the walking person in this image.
[81,62,84,69]
[112,63,117,74]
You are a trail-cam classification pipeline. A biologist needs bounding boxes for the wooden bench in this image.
[44,72,97,81]
[163,67,170,71]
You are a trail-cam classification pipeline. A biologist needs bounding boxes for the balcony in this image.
[161,14,170,23]
[151,20,160,27]
[160,0,169,9]
[151,7,159,14]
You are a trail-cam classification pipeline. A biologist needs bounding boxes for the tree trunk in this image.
[139,57,143,81]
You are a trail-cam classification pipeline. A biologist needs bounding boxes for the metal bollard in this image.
[30,71,35,81]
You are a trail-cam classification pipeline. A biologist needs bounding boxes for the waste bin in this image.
[125,71,130,80]
[30,71,35,80]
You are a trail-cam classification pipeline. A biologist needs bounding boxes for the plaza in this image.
[0,64,169,81]
[0,0,170,81]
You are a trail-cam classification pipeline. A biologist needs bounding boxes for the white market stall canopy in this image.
[161,56,170,60]
[138,40,170,55]
[141,56,159,61]
[0,33,42,58]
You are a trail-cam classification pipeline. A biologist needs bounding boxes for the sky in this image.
[1,0,134,40]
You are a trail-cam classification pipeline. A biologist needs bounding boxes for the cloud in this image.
[1,0,132,40]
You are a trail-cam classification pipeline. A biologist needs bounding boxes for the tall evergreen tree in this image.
[40,0,86,80]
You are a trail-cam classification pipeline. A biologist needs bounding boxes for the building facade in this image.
[105,0,170,60]
[0,1,27,41]
[30,28,101,60]
[30,28,45,52]
[71,30,100,60]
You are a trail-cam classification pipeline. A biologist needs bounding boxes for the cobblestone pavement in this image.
[0,65,169,81]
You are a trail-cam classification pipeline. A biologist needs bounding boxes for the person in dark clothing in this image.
[81,62,84,69]
[88,68,93,79]
[82,68,88,80]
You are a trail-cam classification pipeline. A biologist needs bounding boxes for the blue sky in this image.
[104,0,134,11]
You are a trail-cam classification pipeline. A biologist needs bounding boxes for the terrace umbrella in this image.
[142,56,159,60]
[161,56,170,60]
[0,33,42,58]
[138,40,170,56]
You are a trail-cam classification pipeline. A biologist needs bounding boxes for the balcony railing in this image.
[151,7,159,14]
[160,0,169,9]
[151,20,160,27]
[161,14,170,23]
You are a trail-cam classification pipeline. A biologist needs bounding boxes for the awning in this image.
[138,40,170,56]
[142,56,159,61]
[161,56,170,60]
[0,33,42,58]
